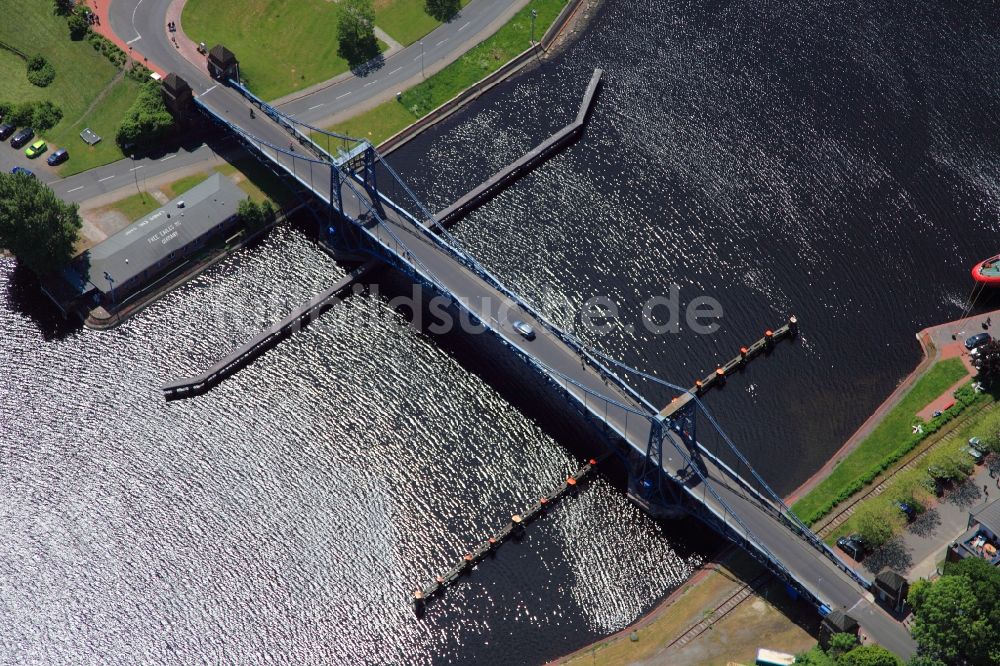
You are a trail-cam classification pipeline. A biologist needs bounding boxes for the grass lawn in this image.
[183,0,388,101]
[105,190,160,221]
[792,358,969,523]
[0,0,139,175]
[325,0,568,144]
[162,172,210,199]
[827,397,999,544]
[375,0,471,47]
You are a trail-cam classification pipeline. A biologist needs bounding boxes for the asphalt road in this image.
[93,2,917,656]
[111,0,531,125]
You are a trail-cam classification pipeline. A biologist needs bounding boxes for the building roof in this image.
[208,44,237,66]
[971,497,1000,537]
[875,569,907,593]
[823,610,859,633]
[82,173,246,294]
[162,72,191,96]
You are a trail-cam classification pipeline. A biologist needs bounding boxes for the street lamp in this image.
[531,9,538,45]
[104,271,117,313]
[419,40,425,79]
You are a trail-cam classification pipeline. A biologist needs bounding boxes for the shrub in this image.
[426,0,461,21]
[67,12,89,40]
[116,81,175,150]
[26,54,55,87]
[31,101,63,132]
[0,101,12,119]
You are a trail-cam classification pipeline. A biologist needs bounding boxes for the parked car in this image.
[836,534,867,561]
[25,139,47,158]
[10,127,34,148]
[10,166,34,178]
[969,437,988,453]
[965,445,985,465]
[46,148,68,166]
[0,123,14,140]
[512,320,535,340]
[894,500,917,521]
[965,332,991,351]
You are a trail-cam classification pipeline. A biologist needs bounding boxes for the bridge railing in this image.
[580,350,874,591]
[226,79,367,165]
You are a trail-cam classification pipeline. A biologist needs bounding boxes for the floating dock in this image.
[412,457,601,613]
[161,259,379,399]
[435,68,603,227]
[161,72,605,400]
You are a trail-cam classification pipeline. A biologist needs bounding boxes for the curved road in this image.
[110,0,532,126]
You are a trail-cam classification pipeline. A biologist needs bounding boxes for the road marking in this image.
[127,36,142,45]
[201,84,218,95]
[66,186,84,193]
[98,175,116,182]
[459,22,470,31]
[129,165,144,171]
[130,0,145,42]
[336,91,352,99]
[308,103,324,110]
[363,80,378,87]
[159,155,177,162]
[413,54,422,61]
[388,67,402,75]
[436,39,448,46]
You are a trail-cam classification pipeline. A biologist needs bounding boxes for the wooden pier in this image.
[661,315,798,418]
[412,457,601,613]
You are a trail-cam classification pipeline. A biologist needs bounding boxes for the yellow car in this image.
[25,140,47,158]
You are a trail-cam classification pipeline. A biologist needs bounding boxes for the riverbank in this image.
[554,308,1000,664]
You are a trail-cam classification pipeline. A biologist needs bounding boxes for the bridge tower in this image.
[629,393,699,519]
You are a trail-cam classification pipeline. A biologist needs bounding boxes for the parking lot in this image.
[0,129,61,184]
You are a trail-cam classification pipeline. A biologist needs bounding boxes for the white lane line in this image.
[388,67,401,75]
[66,186,84,193]
[129,165,144,171]
[363,80,378,87]
[413,54,422,61]
[336,91,352,99]
[127,36,142,45]
[308,103,324,110]
[130,0,145,41]
[435,39,448,47]
[159,155,177,162]
[459,22,470,31]
[98,175,116,182]
[201,84,219,96]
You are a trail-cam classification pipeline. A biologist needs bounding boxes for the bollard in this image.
[764,329,774,349]
[715,367,725,382]
[413,588,425,615]
[740,346,749,361]
[694,379,704,394]
[512,514,525,540]
[461,552,473,574]
[788,314,798,334]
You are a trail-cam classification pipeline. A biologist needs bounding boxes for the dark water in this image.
[2,1,999,664]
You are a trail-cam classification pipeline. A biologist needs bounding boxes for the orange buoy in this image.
[435,575,444,584]
[588,458,597,465]
[488,537,497,545]
[464,553,473,562]
[567,476,577,486]
[540,496,549,505]
[512,514,522,524]
[740,346,749,359]
[715,367,725,376]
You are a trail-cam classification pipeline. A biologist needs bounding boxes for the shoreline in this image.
[553,307,997,664]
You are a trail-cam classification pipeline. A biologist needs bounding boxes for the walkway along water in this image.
[161,70,604,399]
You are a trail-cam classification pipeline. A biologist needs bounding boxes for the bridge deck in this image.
[190,78,914,658]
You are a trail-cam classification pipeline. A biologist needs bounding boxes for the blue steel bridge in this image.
[180,67,914,657]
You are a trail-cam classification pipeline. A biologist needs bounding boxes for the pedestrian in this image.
[985,484,989,497]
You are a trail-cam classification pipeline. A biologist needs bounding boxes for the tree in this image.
[237,199,277,229]
[52,0,73,16]
[827,632,858,658]
[67,11,89,40]
[425,0,460,21]
[0,173,81,275]
[852,500,904,549]
[975,339,1000,387]
[839,645,902,666]
[794,646,836,665]
[904,656,946,666]
[116,81,175,150]
[908,575,995,664]
[26,54,56,87]
[337,0,378,66]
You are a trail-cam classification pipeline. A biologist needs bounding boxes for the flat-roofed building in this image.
[76,173,247,307]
